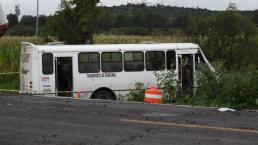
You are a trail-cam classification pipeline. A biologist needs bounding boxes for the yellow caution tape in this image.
[0,72,19,75]
[0,89,20,92]
[0,89,83,94]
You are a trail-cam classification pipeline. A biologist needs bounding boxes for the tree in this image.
[187,11,258,68]
[48,0,99,44]
[144,11,155,31]
[7,14,18,27]
[38,15,48,27]
[226,2,238,11]
[20,15,36,27]
[172,14,191,29]
[115,13,130,27]
[7,24,35,36]
[254,10,258,26]
[95,8,113,31]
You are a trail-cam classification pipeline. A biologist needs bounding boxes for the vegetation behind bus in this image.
[195,64,258,110]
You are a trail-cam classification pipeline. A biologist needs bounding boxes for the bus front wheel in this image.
[92,89,116,100]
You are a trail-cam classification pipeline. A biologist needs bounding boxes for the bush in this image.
[155,69,180,103]
[110,27,150,36]
[6,25,35,36]
[195,64,258,110]
[0,73,19,90]
[126,82,146,102]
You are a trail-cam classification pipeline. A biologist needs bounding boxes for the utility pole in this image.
[36,0,39,44]
[161,0,164,8]
[15,4,20,20]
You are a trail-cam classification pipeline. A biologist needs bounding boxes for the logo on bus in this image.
[87,73,116,78]
[41,77,50,82]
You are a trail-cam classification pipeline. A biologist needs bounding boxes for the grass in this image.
[0,37,35,91]
[0,74,19,90]
[94,34,187,44]
[0,36,40,73]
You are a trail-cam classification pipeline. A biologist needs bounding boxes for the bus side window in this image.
[79,52,100,73]
[42,53,54,75]
[167,50,176,70]
[102,52,122,72]
[146,51,165,71]
[124,51,144,72]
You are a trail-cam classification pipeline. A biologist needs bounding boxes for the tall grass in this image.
[0,37,42,90]
[94,34,187,44]
[0,36,39,72]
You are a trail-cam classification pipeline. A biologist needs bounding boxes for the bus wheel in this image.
[92,89,116,100]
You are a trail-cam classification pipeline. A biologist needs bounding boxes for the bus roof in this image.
[22,42,200,52]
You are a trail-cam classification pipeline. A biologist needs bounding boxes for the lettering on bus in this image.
[41,77,50,82]
[87,73,116,78]
[43,89,52,93]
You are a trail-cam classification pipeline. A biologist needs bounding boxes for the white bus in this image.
[20,42,212,100]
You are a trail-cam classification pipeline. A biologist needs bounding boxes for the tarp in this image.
[0,2,8,37]
[0,2,7,25]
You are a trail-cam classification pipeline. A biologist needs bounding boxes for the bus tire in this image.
[92,89,116,100]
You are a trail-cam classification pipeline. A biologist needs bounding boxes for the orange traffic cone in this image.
[76,91,81,99]
[144,86,163,104]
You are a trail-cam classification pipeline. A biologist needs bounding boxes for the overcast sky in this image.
[1,0,258,16]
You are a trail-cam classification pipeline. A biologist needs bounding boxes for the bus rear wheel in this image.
[92,89,116,100]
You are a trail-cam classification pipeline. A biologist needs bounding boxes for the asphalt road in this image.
[0,94,258,145]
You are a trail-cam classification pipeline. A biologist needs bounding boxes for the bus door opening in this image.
[178,54,194,95]
[55,57,73,97]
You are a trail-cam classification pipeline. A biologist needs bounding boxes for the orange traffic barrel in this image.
[144,86,163,104]
[76,91,81,99]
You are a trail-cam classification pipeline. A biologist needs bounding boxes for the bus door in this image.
[55,57,73,97]
[178,54,194,95]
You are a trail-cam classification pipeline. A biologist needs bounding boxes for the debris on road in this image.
[218,107,236,112]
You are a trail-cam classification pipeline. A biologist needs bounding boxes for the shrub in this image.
[126,82,146,102]
[6,25,35,36]
[195,64,258,110]
[0,73,19,90]
[155,69,180,103]
[110,27,150,36]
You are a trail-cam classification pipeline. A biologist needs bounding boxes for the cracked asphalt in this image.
[0,94,258,145]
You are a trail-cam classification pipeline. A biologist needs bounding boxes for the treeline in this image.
[6,14,48,36]
[95,4,215,35]
[6,4,258,36]
[96,4,258,35]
